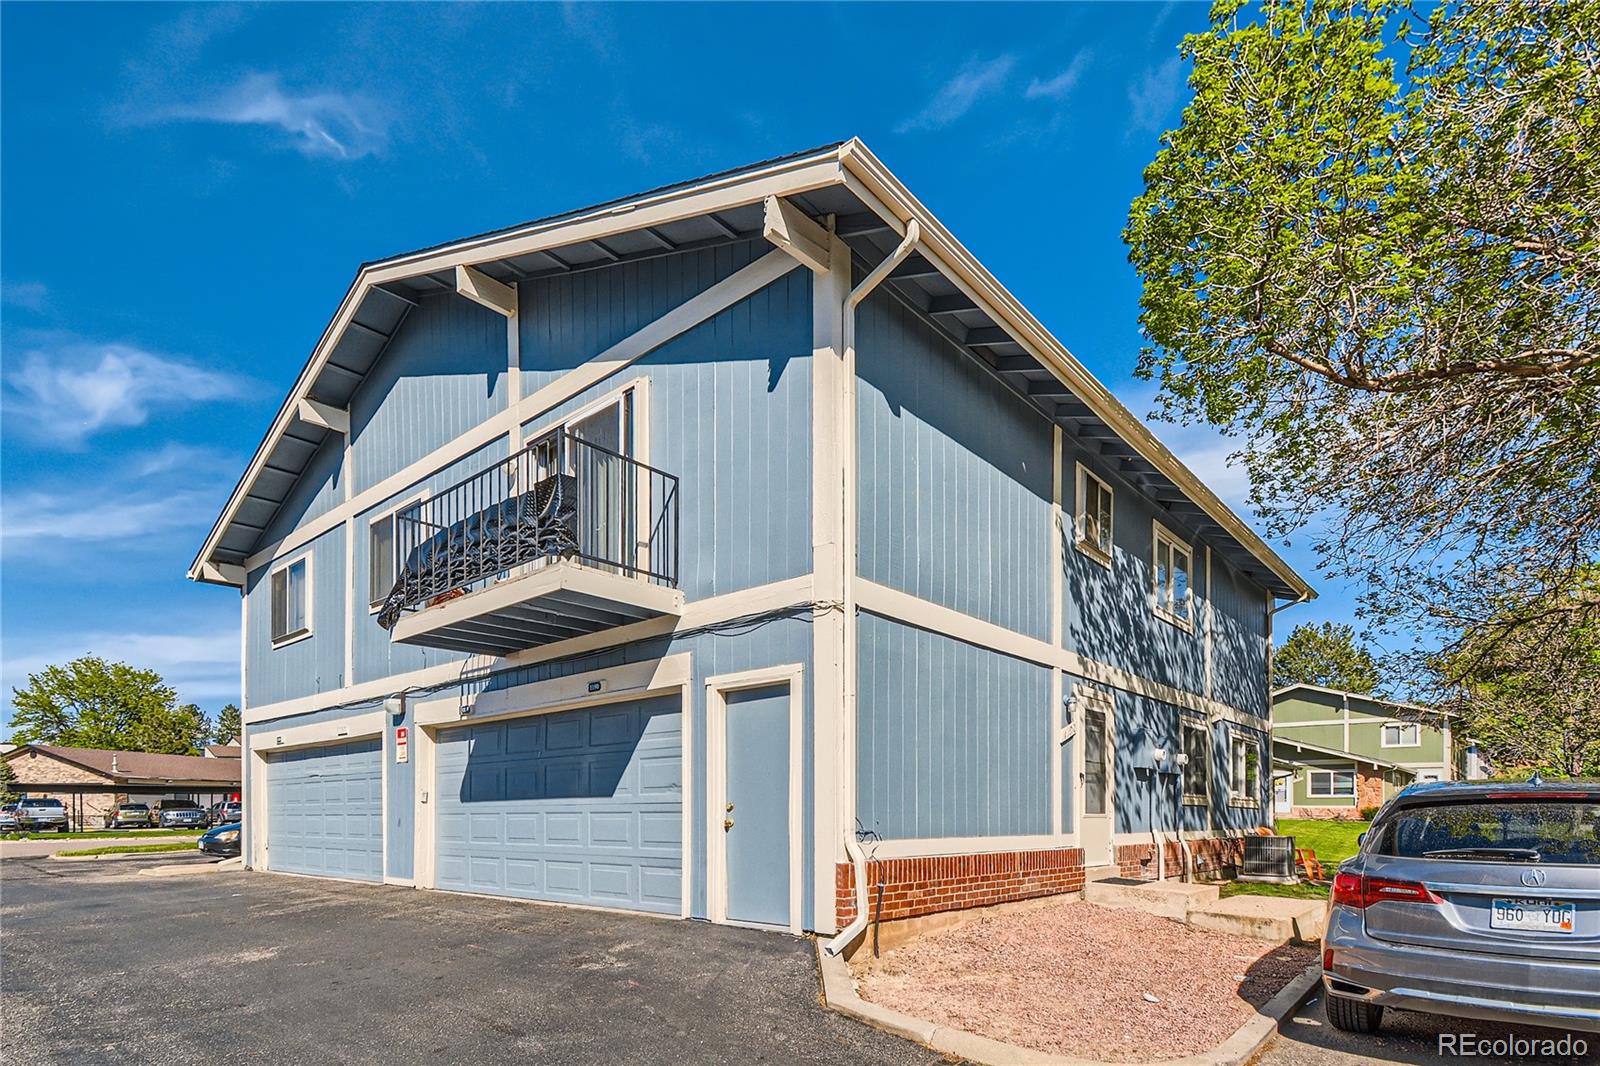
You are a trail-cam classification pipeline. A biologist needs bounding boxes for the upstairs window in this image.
[1382,722,1420,747]
[1152,524,1193,629]
[1075,464,1114,565]
[1182,717,1209,802]
[270,556,310,645]
[369,497,425,609]
[1231,734,1261,803]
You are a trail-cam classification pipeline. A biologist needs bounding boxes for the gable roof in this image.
[190,138,1314,602]
[1271,736,1416,774]
[6,744,240,785]
[204,743,241,759]
[1272,683,1455,719]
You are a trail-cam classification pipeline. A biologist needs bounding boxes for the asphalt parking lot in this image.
[1254,991,1598,1064]
[1,855,943,1066]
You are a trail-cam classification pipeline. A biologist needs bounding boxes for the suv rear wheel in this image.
[1326,993,1384,1033]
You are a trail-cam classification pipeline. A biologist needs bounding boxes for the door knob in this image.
[723,818,735,831]
[726,802,735,812]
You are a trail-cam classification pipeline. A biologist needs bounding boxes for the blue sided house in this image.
[190,140,1314,943]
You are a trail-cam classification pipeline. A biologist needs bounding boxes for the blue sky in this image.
[0,2,1363,731]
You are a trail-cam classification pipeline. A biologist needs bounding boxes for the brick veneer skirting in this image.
[835,847,1086,925]
[1115,836,1246,880]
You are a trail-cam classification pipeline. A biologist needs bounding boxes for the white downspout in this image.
[824,219,921,960]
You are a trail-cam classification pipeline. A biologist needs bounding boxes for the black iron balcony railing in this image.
[374,430,679,631]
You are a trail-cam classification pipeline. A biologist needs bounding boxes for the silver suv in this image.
[1322,779,1599,1035]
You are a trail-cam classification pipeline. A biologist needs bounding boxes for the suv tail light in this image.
[1331,872,1443,909]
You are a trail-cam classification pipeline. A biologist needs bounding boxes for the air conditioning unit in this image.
[1239,835,1298,883]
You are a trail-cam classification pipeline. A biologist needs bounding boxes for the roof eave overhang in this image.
[835,139,1314,602]
[189,146,850,585]
[192,137,1313,602]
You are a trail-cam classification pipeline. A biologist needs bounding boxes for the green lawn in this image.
[1275,818,1370,868]
[1220,880,1330,900]
[2,828,202,841]
[56,842,198,857]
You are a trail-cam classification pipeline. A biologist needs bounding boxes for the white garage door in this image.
[434,696,681,913]
[265,738,383,882]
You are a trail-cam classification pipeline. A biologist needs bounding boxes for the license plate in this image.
[1491,898,1575,934]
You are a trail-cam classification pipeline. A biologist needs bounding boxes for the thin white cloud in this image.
[1128,57,1184,137]
[1,281,48,312]
[1025,51,1092,101]
[3,335,248,447]
[151,72,390,161]
[897,54,1017,134]
[2,626,240,710]
[1,445,236,560]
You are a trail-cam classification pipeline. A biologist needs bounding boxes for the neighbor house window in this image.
[1308,770,1356,798]
[1075,464,1114,565]
[270,556,310,645]
[1182,717,1209,802]
[369,498,425,609]
[1381,722,1420,747]
[1152,524,1193,629]
[1231,735,1261,803]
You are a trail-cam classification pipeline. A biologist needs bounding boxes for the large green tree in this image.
[9,656,210,755]
[214,703,242,745]
[1276,622,1381,692]
[1125,0,1599,674]
[1436,572,1600,777]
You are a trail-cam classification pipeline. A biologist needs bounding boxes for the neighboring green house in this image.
[1270,684,1480,819]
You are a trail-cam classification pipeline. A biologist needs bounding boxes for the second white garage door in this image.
[433,696,682,914]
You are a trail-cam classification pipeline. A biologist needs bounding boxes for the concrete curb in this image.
[49,847,206,863]
[138,857,239,878]
[815,941,1321,1066]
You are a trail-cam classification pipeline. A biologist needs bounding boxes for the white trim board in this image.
[247,710,385,752]
[409,655,692,728]
[854,578,1268,729]
[243,574,813,726]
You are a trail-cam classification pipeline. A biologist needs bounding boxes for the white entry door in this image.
[1080,700,1114,866]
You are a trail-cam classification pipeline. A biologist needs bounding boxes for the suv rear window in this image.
[119,804,150,811]
[21,798,64,808]
[1375,799,1600,866]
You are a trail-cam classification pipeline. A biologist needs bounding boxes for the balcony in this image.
[377,430,682,657]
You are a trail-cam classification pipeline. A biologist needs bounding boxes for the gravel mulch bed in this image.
[851,899,1316,1062]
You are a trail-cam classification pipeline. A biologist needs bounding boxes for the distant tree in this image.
[1436,572,1600,779]
[0,758,20,804]
[1125,0,1600,673]
[9,656,210,755]
[214,703,241,745]
[1275,623,1381,693]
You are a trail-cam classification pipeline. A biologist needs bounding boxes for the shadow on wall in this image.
[448,702,669,805]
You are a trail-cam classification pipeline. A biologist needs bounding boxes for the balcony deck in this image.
[390,559,684,657]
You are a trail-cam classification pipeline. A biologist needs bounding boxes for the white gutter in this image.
[824,219,921,960]
[825,832,872,958]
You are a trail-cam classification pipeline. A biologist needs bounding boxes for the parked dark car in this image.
[1322,778,1600,1035]
[103,802,155,829]
[155,799,209,830]
[198,822,241,858]
[16,797,70,832]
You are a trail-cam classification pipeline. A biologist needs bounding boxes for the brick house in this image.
[2,745,241,830]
